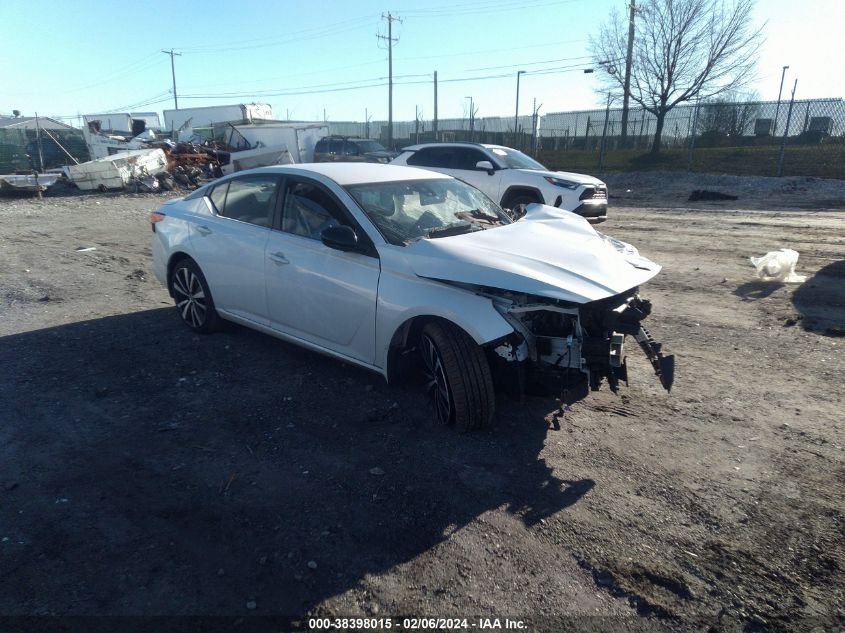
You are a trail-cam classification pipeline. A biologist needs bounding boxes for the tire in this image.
[420,321,495,432]
[170,259,221,334]
[503,193,541,218]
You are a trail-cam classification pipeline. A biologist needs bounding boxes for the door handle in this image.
[268,251,290,265]
[196,225,212,236]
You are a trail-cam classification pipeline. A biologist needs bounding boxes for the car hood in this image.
[365,150,401,160]
[405,205,659,304]
[513,167,603,186]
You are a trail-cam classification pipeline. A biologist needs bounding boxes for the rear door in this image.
[264,176,381,364]
[189,174,280,325]
[406,146,502,200]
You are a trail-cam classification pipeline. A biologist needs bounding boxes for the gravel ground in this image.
[1,177,843,632]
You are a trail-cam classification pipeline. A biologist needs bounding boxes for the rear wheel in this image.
[420,321,495,432]
[170,259,221,334]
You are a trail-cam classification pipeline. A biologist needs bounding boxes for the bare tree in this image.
[592,0,763,153]
[696,90,761,139]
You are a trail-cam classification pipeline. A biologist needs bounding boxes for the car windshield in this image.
[488,147,547,170]
[346,178,511,245]
[355,140,386,153]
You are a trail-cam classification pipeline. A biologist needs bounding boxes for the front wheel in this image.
[502,193,541,219]
[420,321,495,432]
[170,259,221,334]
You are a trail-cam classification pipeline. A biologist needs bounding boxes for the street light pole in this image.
[465,96,474,142]
[773,65,789,137]
[514,70,526,149]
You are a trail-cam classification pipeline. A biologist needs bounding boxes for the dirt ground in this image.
[1,175,843,632]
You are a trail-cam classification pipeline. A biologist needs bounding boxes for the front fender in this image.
[375,267,513,372]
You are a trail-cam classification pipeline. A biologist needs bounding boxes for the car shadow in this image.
[791,259,845,336]
[0,308,593,616]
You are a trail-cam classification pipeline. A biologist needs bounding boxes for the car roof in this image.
[400,142,512,152]
[318,136,379,142]
[248,162,452,185]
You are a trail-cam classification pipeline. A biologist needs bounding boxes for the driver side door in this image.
[264,177,381,365]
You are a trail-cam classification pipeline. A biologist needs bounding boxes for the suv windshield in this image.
[354,140,386,153]
[346,178,511,245]
[488,147,546,170]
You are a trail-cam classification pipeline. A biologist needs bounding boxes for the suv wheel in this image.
[503,192,542,217]
[420,321,495,432]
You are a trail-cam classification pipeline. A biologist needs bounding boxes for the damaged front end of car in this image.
[405,203,675,405]
[487,288,674,403]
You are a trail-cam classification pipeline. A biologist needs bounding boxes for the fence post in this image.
[777,79,798,177]
[688,98,701,172]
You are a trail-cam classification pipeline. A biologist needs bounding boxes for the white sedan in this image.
[151,163,673,431]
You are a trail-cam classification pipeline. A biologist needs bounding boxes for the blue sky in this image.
[1,0,842,125]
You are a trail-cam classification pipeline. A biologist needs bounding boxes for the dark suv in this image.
[313,136,398,164]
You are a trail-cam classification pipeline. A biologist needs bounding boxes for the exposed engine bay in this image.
[488,289,674,403]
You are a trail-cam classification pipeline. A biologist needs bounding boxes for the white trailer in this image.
[232,123,328,163]
[82,112,162,134]
[163,103,273,132]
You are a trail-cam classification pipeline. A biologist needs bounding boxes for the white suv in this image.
[391,143,608,222]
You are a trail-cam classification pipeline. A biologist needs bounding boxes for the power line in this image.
[177,17,376,54]
[467,54,594,72]
[401,0,578,17]
[178,60,612,101]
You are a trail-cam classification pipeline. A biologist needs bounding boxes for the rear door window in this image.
[211,175,279,227]
[406,147,454,168]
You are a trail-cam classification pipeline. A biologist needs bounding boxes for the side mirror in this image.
[475,160,495,175]
[321,225,360,252]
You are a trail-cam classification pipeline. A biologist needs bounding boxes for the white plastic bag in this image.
[749,248,806,283]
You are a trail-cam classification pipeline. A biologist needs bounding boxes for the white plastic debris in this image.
[749,249,806,283]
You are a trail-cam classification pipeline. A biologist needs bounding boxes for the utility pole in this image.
[378,12,402,148]
[620,0,635,144]
[777,78,797,177]
[161,49,182,110]
[433,71,438,142]
[514,70,526,149]
[415,106,420,144]
[773,65,790,137]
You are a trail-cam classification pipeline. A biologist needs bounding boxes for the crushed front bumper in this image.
[491,293,674,403]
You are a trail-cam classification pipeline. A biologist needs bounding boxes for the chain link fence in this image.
[3,97,841,179]
[326,97,844,179]
[0,127,89,173]
[327,114,539,152]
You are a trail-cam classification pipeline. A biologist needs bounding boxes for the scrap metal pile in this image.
[62,141,228,193]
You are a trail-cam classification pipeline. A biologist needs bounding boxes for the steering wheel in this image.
[412,210,443,235]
